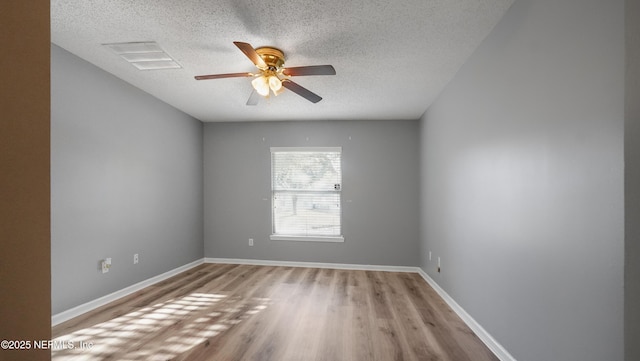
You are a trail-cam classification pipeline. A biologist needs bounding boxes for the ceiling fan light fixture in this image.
[195,41,336,104]
[251,76,270,97]
[268,75,282,92]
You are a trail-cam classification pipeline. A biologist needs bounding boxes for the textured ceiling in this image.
[51,0,513,122]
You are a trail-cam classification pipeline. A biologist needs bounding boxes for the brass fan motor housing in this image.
[255,47,285,70]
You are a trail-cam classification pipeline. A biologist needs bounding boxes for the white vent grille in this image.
[103,41,181,70]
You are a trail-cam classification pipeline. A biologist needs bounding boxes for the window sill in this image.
[270,235,345,243]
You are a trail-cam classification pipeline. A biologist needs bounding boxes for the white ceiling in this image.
[51,0,513,122]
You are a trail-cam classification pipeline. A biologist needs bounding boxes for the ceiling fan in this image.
[195,41,336,105]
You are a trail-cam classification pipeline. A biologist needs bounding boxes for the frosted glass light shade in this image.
[251,76,270,96]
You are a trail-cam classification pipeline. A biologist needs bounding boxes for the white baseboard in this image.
[417,269,516,361]
[51,258,204,326]
[204,257,419,273]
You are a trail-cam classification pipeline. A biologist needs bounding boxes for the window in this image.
[270,147,343,242]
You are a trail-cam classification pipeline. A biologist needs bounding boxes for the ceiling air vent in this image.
[103,41,181,70]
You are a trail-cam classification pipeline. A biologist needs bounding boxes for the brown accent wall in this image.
[0,2,51,361]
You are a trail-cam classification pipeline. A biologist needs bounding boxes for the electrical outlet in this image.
[437,257,441,273]
[249,238,254,246]
[101,258,112,274]
[133,253,139,264]
[429,251,432,261]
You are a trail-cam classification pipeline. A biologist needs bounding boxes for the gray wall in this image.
[626,1,640,360]
[419,0,624,360]
[204,120,420,266]
[51,45,204,314]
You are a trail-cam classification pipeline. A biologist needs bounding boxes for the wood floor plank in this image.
[381,272,444,361]
[52,264,499,361]
[348,270,377,361]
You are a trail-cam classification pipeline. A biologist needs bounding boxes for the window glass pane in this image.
[273,192,340,236]
[273,152,341,191]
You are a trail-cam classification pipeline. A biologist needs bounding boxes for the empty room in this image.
[2,0,639,361]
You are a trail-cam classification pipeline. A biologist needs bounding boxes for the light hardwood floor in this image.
[52,263,498,361]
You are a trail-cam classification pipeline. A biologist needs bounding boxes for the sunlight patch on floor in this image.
[52,292,271,360]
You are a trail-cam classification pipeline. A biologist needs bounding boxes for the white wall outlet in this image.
[101,258,112,274]
[249,238,254,246]
[429,251,432,261]
[437,257,441,273]
[133,253,139,264]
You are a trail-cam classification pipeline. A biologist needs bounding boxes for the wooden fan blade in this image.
[233,41,268,69]
[194,72,253,80]
[246,89,260,106]
[282,65,336,77]
[282,79,322,103]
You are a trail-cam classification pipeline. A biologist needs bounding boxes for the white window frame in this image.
[270,147,344,243]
